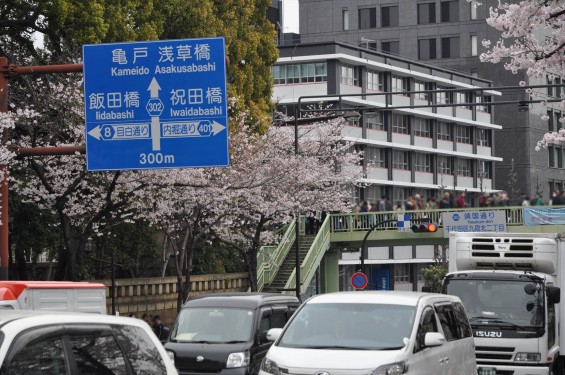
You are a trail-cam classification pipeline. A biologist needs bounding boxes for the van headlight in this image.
[260,357,281,375]
[372,362,407,375]
[226,351,249,368]
[515,352,541,362]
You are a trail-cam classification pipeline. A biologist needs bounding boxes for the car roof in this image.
[304,291,459,306]
[0,310,146,329]
[183,292,299,309]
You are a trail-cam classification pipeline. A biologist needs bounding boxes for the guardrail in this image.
[256,220,296,291]
[328,205,531,233]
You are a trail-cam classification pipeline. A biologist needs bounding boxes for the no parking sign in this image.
[351,272,368,290]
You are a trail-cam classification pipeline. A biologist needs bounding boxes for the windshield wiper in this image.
[469,316,530,330]
[222,340,247,344]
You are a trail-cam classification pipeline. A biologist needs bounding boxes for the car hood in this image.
[267,345,403,370]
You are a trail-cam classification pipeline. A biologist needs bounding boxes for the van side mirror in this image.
[547,286,561,304]
[266,328,283,342]
[424,332,446,347]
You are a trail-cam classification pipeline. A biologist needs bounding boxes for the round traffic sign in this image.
[351,271,368,290]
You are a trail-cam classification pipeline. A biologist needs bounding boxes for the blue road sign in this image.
[83,37,229,171]
[351,272,368,290]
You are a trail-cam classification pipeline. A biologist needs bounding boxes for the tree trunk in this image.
[14,242,28,280]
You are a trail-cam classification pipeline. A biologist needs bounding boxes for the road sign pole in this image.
[0,57,9,280]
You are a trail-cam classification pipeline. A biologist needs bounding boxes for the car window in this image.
[69,333,128,374]
[414,307,438,353]
[113,325,167,375]
[435,304,459,341]
[452,302,472,338]
[3,335,67,375]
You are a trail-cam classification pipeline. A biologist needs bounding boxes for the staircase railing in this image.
[256,220,296,292]
[283,215,331,296]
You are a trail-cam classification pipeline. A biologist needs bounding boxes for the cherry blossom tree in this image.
[10,76,146,280]
[478,1,565,149]
[130,106,362,304]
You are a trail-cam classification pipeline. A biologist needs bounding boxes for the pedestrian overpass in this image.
[256,206,565,298]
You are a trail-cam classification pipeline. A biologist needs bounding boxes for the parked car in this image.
[165,293,300,375]
[0,310,178,374]
[260,291,477,375]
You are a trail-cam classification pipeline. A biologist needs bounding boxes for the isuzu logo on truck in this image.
[475,331,502,338]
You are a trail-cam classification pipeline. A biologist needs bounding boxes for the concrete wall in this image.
[96,273,249,326]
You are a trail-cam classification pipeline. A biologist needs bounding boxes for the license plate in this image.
[478,367,496,375]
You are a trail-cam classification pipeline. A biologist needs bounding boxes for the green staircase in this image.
[256,216,332,296]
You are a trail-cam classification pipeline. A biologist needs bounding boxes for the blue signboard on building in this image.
[83,37,229,171]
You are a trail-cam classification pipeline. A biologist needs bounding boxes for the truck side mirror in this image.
[547,286,561,304]
[524,284,537,295]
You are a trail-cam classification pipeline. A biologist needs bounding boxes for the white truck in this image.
[443,232,564,375]
[0,281,107,314]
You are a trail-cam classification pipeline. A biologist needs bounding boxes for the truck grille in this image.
[475,346,515,361]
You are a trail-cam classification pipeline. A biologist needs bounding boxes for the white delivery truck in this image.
[0,281,107,314]
[443,232,564,375]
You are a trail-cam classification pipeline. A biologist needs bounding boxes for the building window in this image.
[392,113,409,134]
[418,38,437,60]
[471,35,478,56]
[394,264,410,282]
[548,110,555,132]
[441,36,460,58]
[476,128,491,147]
[286,64,300,83]
[300,63,315,83]
[559,148,564,169]
[476,95,491,113]
[359,7,377,29]
[413,117,431,138]
[341,64,359,86]
[414,81,431,101]
[272,63,328,85]
[393,150,410,170]
[418,3,436,24]
[437,121,452,141]
[381,40,400,55]
[366,147,386,168]
[381,6,399,27]
[414,152,431,172]
[343,9,349,30]
[456,125,471,144]
[438,156,452,174]
[470,0,477,20]
[455,158,471,177]
[456,91,472,109]
[366,112,385,130]
[436,87,453,104]
[549,146,555,167]
[367,70,384,91]
[478,161,492,179]
[547,75,562,98]
[391,75,409,95]
[555,111,563,131]
[440,1,459,22]
[272,66,285,85]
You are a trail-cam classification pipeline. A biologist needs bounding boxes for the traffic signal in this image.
[411,222,438,233]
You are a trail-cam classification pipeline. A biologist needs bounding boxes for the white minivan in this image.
[260,291,476,375]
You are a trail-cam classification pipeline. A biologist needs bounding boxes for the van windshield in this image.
[278,303,415,350]
[170,307,254,343]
